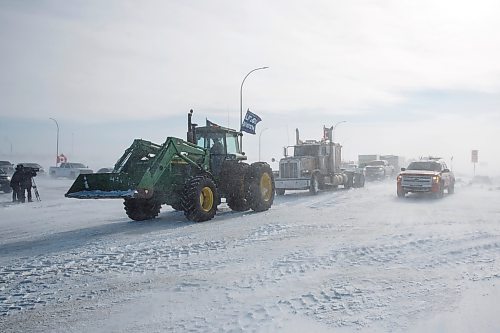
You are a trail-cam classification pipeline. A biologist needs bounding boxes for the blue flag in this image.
[241,109,262,134]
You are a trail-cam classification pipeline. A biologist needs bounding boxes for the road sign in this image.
[471,150,478,163]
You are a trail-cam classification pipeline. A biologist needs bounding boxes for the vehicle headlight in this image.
[432,175,440,183]
[397,175,402,182]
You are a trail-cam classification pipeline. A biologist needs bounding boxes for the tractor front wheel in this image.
[246,163,275,212]
[182,176,219,222]
[124,198,161,221]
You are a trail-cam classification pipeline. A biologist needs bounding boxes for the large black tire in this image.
[344,173,354,189]
[124,198,161,221]
[309,173,320,195]
[170,202,183,211]
[448,181,455,194]
[182,175,219,222]
[220,161,250,212]
[246,162,275,212]
[433,182,444,199]
[354,173,365,188]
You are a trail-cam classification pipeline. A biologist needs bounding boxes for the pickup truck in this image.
[49,162,93,179]
[364,160,394,180]
[396,159,455,198]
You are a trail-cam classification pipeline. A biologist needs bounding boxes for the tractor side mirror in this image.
[401,167,406,171]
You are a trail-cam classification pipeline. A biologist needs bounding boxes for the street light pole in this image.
[258,127,269,161]
[332,120,347,142]
[240,66,269,152]
[49,118,59,166]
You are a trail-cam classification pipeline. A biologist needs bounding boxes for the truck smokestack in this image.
[296,128,300,145]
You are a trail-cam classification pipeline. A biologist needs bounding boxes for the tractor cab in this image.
[187,110,246,161]
[186,110,247,177]
[195,127,245,158]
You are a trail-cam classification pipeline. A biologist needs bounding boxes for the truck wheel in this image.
[246,162,275,212]
[182,175,219,222]
[309,174,320,195]
[276,188,285,196]
[356,174,365,188]
[433,183,444,199]
[344,174,354,189]
[448,182,455,194]
[124,198,161,221]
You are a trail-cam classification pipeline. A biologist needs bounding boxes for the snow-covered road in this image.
[1,177,499,332]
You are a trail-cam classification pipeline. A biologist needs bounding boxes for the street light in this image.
[332,120,347,142]
[49,117,59,166]
[239,66,269,152]
[258,127,269,161]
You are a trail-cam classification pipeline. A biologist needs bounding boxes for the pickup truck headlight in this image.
[397,175,402,182]
[432,175,440,183]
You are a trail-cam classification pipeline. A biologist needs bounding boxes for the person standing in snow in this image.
[10,164,24,202]
[21,167,36,202]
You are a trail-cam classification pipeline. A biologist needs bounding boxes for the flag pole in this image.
[239,66,269,152]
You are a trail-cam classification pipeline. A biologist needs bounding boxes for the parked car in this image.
[0,160,15,175]
[17,163,46,176]
[0,169,12,193]
[397,159,455,198]
[49,162,93,179]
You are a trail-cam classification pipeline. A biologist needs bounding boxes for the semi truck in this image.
[274,127,365,195]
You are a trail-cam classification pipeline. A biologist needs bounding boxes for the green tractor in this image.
[65,110,275,222]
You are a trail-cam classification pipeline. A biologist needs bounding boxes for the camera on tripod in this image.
[23,166,39,177]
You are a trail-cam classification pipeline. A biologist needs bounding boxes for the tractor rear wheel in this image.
[170,202,183,211]
[246,162,275,212]
[220,161,250,212]
[124,198,161,221]
[182,175,219,222]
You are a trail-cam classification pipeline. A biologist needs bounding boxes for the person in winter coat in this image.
[10,164,24,202]
[21,167,36,202]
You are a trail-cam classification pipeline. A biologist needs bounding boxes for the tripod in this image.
[32,178,41,201]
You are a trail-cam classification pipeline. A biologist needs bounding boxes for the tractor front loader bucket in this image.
[65,173,137,199]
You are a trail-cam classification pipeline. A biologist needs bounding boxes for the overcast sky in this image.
[1,0,499,175]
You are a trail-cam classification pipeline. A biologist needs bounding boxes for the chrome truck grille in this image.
[280,161,299,179]
[401,175,432,188]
